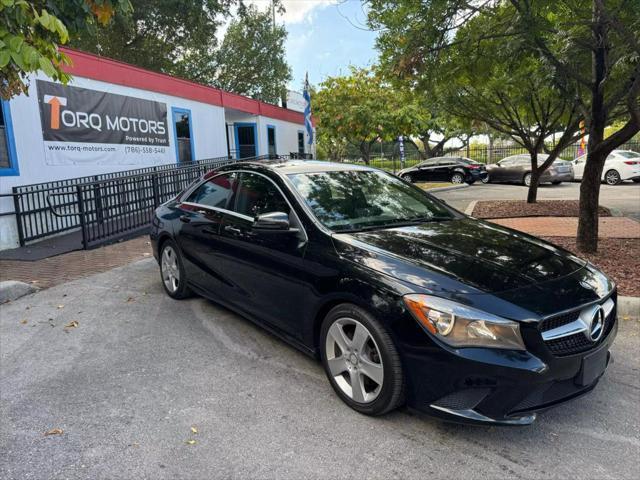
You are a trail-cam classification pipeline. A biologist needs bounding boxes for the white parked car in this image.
[572,150,640,185]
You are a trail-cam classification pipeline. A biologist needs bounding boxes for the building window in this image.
[172,107,194,164]
[267,125,276,157]
[0,101,19,176]
[298,131,305,155]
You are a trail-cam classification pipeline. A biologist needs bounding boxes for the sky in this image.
[249,0,379,91]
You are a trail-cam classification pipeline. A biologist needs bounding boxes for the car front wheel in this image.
[159,239,192,299]
[320,304,405,416]
[481,175,490,184]
[605,169,622,185]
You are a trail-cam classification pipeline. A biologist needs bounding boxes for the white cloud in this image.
[248,0,338,24]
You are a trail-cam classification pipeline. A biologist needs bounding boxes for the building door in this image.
[172,107,194,164]
[235,123,257,159]
[297,131,305,156]
[267,125,276,157]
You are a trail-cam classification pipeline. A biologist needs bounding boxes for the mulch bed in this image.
[542,237,640,297]
[473,200,611,219]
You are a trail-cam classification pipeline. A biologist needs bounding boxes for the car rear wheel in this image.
[160,240,191,299]
[605,169,622,185]
[451,172,465,184]
[481,175,490,184]
[401,173,414,183]
[320,304,404,416]
[523,172,532,187]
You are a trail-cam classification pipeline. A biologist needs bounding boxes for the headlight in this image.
[404,294,526,350]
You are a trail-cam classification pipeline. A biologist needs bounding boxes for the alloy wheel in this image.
[451,173,464,184]
[325,318,384,404]
[161,245,180,293]
[605,170,621,185]
[481,175,490,184]
[402,174,413,183]
[524,173,532,187]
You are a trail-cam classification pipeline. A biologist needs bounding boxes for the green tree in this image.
[436,7,581,202]
[213,4,291,104]
[368,0,640,252]
[72,1,234,84]
[314,67,418,164]
[1,0,132,99]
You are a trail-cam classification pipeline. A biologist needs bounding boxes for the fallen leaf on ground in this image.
[44,428,63,436]
[623,315,630,321]
[186,439,196,445]
[64,321,79,329]
[20,319,28,325]
[191,426,198,434]
[126,297,135,303]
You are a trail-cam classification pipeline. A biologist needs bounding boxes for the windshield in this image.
[288,170,456,232]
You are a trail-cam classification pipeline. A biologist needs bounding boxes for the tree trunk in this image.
[360,142,372,165]
[577,150,606,252]
[526,169,541,203]
[577,0,607,253]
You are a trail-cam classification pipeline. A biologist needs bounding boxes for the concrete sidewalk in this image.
[490,216,640,238]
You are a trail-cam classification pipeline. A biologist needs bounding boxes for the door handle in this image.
[224,225,242,235]
[180,215,191,223]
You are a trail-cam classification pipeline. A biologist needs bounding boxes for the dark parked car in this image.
[151,160,617,425]
[397,157,487,184]
[486,154,574,186]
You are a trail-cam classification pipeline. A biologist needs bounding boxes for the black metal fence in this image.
[11,156,235,248]
[356,140,640,174]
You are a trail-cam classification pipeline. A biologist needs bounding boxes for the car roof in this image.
[215,159,377,176]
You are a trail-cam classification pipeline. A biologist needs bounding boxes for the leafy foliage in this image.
[314,67,419,163]
[1,0,131,99]
[213,3,291,104]
[71,0,232,84]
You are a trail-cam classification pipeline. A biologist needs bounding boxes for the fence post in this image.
[12,187,25,247]
[152,173,160,208]
[93,175,104,225]
[76,185,88,249]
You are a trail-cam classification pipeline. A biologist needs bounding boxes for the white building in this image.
[0,48,312,251]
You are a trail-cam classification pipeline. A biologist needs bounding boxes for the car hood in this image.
[332,218,589,296]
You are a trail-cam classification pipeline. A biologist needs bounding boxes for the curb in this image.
[426,183,470,194]
[0,281,38,304]
[618,296,640,320]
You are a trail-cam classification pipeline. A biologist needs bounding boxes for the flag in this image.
[303,73,313,145]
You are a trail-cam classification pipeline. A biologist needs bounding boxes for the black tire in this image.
[451,172,465,184]
[320,304,405,416]
[159,239,192,299]
[481,175,490,184]
[552,181,562,185]
[604,169,622,185]
[633,179,640,183]
[523,172,532,187]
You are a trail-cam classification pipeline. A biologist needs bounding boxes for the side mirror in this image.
[252,211,293,232]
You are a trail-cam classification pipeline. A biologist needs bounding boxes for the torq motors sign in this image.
[37,80,169,147]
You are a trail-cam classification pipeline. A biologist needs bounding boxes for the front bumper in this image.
[403,305,618,426]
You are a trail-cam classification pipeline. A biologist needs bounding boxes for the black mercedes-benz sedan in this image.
[150,160,617,425]
[397,157,488,184]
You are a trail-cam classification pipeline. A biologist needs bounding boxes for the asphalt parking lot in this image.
[1,259,639,479]
[434,182,640,219]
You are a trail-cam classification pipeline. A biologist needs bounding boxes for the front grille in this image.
[540,305,615,357]
[539,310,580,332]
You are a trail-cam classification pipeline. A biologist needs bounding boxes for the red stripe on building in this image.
[60,47,307,125]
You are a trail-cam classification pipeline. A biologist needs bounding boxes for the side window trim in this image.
[181,170,308,241]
